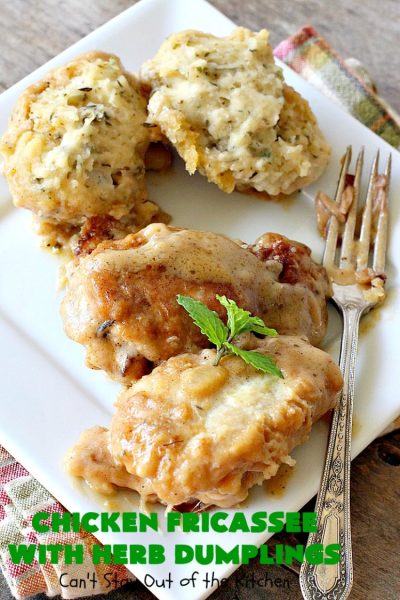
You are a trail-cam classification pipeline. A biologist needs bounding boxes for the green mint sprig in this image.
[176,294,283,378]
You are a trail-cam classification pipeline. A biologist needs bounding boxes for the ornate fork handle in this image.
[300,301,364,600]
[300,147,390,599]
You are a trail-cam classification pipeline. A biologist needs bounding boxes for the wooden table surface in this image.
[0,1,399,599]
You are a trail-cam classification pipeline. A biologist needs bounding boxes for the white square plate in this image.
[0,1,399,599]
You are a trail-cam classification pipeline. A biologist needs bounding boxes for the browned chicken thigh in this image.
[61,223,330,382]
[66,335,342,508]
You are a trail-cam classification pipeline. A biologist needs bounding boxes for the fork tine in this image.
[372,153,391,273]
[357,150,379,271]
[323,146,352,269]
[340,148,364,269]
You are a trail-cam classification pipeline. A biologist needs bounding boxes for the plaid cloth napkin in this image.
[1,25,399,600]
[0,448,133,598]
[274,25,400,148]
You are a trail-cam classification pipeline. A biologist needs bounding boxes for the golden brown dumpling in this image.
[141,28,330,196]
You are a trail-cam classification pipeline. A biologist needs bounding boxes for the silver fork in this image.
[299,146,391,600]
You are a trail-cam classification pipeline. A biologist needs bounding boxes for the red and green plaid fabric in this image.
[274,25,400,149]
[0,447,133,599]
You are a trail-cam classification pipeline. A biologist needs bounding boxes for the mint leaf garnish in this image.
[225,343,284,378]
[177,294,283,377]
[216,295,278,338]
[176,295,228,349]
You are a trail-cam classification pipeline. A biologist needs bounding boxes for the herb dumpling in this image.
[0,51,162,230]
[141,28,331,196]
